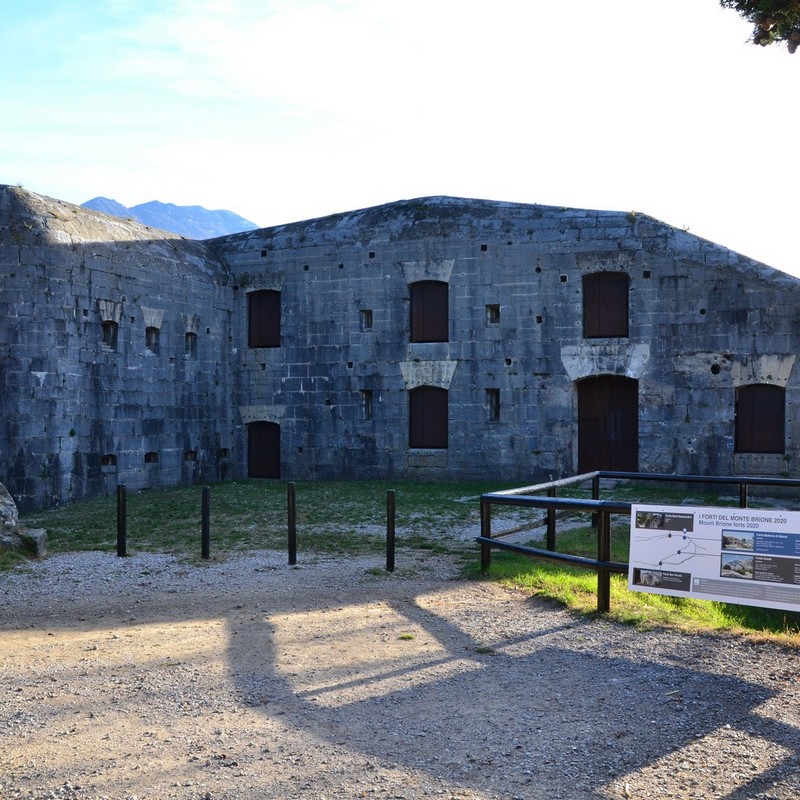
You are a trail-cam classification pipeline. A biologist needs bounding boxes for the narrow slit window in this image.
[360,309,373,330]
[361,389,373,421]
[486,388,500,421]
[185,331,198,358]
[485,304,500,325]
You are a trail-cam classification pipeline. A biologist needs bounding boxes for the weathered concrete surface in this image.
[4,186,800,510]
[0,186,234,511]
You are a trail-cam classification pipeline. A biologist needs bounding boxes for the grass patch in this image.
[19,479,516,557]
[472,549,800,645]
[0,547,30,571]
[16,478,800,644]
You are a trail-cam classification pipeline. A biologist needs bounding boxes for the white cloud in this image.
[1,0,798,274]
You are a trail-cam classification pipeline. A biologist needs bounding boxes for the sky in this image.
[2,1,799,275]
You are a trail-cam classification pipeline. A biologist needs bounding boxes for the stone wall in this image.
[4,187,800,511]
[212,197,800,484]
[0,187,235,512]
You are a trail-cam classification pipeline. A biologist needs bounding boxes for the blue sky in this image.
[2,1,799,275]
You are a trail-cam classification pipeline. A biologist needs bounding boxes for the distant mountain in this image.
[81,197,259,239]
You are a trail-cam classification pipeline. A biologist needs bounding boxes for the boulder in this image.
[0,483,47,557]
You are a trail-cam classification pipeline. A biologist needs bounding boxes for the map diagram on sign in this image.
[632,510,719,569]
[629,504,800,612]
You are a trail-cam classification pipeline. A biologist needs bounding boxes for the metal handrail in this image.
[478,471,800,613]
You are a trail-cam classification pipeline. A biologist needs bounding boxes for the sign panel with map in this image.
[629,504,800,612]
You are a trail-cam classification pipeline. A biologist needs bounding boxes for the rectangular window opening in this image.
[101,320,118,351]
[248,290,281,348]
[185,331,198,358]
[485,304,500,325]
[361,389,373,421]
[145,326,160,355]
[360,309,373,330]
[583,272,629,338]
[486,388,500,422]
[144,451,159,464]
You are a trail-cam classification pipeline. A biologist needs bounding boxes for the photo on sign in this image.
[720,553,754,580]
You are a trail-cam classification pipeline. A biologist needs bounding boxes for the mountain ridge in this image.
[81,197,258,239]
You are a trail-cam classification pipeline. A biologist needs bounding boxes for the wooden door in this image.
[248,421,281,478]
[578,376,638,472]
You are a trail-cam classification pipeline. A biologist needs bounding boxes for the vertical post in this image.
[287,481,297,565]
[546,487,557,551]
[386,490,396,572]
[116,483,127,558]
[739,483,749,509]
[597,507,611,613]
[201,486,211,560]
[480,496,492,570]
[591,473,600,529]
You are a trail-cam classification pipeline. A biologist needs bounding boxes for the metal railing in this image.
[477,470,800,613]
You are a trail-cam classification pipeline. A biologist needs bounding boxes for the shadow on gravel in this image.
[222,569,800,800]
[2,553,799,799]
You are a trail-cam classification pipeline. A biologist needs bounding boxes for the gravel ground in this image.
[1,546,799,800]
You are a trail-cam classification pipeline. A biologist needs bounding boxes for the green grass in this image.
[13,478,800,644]
[471,520,800,644]
[19,479,514,557]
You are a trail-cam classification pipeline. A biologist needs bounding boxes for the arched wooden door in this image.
[577,376,638,472]
[248,421,281,478]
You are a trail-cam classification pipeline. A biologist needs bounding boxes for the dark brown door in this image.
[409,386,448,448]
[248,421,281,478]
[578,376,638,472]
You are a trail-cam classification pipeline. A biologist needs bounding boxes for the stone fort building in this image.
[2,185,798,512]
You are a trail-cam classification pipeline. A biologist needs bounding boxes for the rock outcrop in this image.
[0,483,46,556]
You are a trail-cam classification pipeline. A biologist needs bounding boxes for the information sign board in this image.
[629,504,800,612]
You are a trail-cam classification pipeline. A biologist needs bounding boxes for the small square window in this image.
[485,304,500,325]
[144,451,159,464]
[360,309,373,330]
[101,454,117,467]
[184,450,197,461]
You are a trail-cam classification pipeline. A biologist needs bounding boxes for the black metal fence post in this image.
[386,490,396,572]
[201,486,211,560]
[116,483,127,558]
[546,487,557,551]
[739,482,749,508]
[597,508,611,613]
[287,482,297,565]
[480,496,492,570]
[591,473,600,529]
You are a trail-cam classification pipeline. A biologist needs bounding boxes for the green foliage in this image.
[721,1,800,51]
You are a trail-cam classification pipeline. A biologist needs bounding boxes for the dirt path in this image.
[1,549,799,799]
